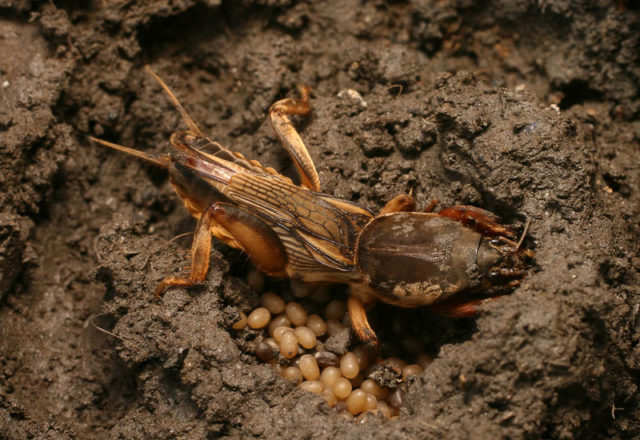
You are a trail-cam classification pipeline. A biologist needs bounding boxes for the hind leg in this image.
[269,86,320,191]
[155,203,287,297]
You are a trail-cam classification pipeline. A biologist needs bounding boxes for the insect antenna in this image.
[86,314,131,343]
[515,218,534,258]
[145,65,204,138]
[89,136,170,168]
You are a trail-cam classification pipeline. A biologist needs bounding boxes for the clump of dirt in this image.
[0,1,638,439]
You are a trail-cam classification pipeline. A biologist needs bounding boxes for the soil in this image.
[1,0,639,439]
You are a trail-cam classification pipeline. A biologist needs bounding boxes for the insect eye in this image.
[464,216,477,225]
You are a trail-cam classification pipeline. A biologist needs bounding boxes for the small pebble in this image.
[340,352,360,379]
[231,312,247,330]
[247,307,270,329]
[385,357,407,371]
[285,301,308,326]
[326,318,346,336]
[261,292,285,314]
[299,354,320,380]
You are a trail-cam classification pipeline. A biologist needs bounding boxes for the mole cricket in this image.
[91,66,534,345]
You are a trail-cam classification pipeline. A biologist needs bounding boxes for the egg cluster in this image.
[233,269,432,421]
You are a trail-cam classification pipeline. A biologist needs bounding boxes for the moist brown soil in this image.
[1,1,639,439]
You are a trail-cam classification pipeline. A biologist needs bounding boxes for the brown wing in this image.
[167,131,373,281]
[226,173,373,279]
[173,131,296,183]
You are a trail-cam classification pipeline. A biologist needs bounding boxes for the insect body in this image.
[92,67,533,345]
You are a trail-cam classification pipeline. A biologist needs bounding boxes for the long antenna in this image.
[145,65,204,138]
[516,218,531,250]
[89,136,170,168]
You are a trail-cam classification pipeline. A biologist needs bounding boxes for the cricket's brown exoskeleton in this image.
[92,66,534,345]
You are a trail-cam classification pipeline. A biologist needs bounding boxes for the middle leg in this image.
[379,194,416,215]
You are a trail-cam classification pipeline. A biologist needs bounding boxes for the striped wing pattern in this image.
[226,173,373,280]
